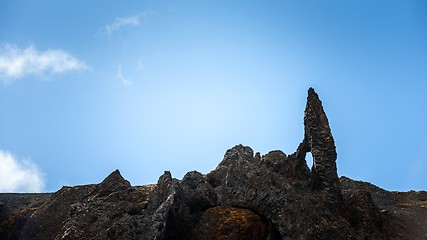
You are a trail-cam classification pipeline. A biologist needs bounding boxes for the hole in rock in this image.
[306,152,313,170]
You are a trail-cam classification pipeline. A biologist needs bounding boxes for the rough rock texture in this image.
[1,88,426,239]
[55,170,152,240]
[0,193,51,240]
[20,184,95,239]
[302,87,340,191]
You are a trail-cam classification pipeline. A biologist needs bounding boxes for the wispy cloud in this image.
[0,150,45,193]
[0,44,88,83]
[104,13,145,35]
[117,65,133,87]
[138,57,145,71]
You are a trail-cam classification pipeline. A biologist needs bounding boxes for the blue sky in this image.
[0,1,426,192]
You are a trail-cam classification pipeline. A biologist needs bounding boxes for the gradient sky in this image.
[0,0,426,192]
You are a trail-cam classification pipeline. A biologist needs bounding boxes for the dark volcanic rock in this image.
[56,171,152,240]
[91,169,131,197]
[0,88,425,239]
[0,193,51,240]
[302,87,340,191]
[21,185,94,240]
[208,145,354,239]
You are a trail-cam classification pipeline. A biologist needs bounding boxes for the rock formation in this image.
[1,88,426,239]
[299,87,340,191]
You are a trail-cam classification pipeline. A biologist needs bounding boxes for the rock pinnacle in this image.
[303,88,340,190]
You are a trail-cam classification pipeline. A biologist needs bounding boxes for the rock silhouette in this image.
[1,88,426,239]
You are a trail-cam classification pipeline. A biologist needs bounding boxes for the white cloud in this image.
[117,65,133,87]
[104,13,145,35]
[0,150,45,193]
[0,44,88,83]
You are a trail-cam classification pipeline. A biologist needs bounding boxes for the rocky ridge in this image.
[1,88,426,239]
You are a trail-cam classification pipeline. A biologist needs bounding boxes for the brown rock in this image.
[189,206,268,240]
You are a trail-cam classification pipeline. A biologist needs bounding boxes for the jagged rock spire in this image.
[91,169,131,197]
[302,88,339,190]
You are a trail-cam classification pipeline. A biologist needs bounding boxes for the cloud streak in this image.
[117,65,133,86]
[0,44,88,83]
[0,150,45,193]
[104,13,145,35]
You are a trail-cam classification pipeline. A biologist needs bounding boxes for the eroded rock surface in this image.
[1,88,425,239]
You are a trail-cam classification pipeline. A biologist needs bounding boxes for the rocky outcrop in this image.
[1,88,426,239]
[55,170,151,240]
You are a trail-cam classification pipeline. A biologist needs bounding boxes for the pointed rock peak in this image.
[102,169,126,183]
[308,87,316,97]
[302,88,340,191]
[99,169,131,191]
[305,88,328,129]
[218,144,254,167]
[157,171,173,186]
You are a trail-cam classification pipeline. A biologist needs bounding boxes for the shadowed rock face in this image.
[1,88,425,239]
